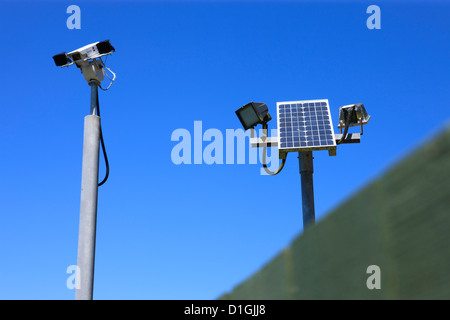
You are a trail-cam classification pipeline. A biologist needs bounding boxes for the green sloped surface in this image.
[220,126,450,299]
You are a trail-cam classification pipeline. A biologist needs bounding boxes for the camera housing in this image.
[53,40,115,83]
[78,59,105,83]
[53,40,115,68]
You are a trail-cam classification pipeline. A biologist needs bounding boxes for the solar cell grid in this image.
[277,100,336,153]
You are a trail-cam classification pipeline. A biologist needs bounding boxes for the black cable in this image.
[262,146,287,175]
[96,92,109,187]
[260,123,287,175]
[337,106,354,145]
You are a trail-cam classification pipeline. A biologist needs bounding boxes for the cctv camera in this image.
[53,40,116,84]
[53,40,115,68]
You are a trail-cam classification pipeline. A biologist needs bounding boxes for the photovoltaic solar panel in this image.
[277,99,336,155]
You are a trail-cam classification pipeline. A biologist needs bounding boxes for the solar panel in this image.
[277,99,336,156]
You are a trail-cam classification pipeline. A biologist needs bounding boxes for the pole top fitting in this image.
[298,151,314,174]
[88,79,100,87]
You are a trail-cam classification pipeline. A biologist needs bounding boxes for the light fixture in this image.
[235,102,272,131]
[338,103,370,134]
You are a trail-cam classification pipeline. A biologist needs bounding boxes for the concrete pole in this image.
[298,151,315,228]
[75,82,100,300]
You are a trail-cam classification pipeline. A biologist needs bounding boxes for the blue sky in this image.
[0,0,449,299]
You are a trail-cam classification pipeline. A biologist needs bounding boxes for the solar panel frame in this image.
[277,99,337,156]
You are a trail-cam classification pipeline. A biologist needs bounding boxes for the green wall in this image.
[220,127,450,299]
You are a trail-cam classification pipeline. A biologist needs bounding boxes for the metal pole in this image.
[89,80,99,116]
[75,82,100,300]
[298,151,315,228]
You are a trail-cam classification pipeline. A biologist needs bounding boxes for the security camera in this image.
[53,40,116,85]
[53,40,115,68]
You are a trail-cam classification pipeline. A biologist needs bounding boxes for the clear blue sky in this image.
[0,0,449,299]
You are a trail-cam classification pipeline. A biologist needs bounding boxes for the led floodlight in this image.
[235,102,272,131]
[338,103,370,128]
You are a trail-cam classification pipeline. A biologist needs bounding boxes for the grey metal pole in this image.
[298,151,315,228]
[75,82,101,300]
[89,80,99,116]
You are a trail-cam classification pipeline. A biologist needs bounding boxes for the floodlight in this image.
[338,103,370,128]
[235,102,272,131]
